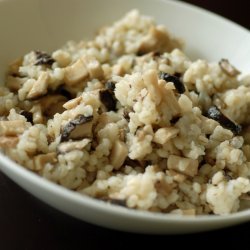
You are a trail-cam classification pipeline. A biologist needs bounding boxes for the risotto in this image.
[1,10,250,215]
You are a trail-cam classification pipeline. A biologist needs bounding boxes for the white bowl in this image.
[1,0,250,234]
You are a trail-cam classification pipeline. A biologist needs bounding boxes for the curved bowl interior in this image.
[0,0,250,234]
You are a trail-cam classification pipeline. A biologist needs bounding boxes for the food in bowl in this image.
[0,10,250,216]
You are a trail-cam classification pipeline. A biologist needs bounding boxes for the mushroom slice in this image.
[0,120,26,136]
[110,140,128,169]
[160,72,185,94]
[158,79,181,118]
[35,51,55,66]
[0,136,19,148]
[26,72,49,100]
[99,89,117,111]
[219,59,240,77]
[20,110,33,124]
[153,127,179,144]
[63,96,82,110]
[64,59,89,85]
[206,106,241,135]
[165,89,181,117]
[167,155,198,177]
[57,138,91,154]
[61,115,93,142]
[143,69,162,105]
[33,152,57,171]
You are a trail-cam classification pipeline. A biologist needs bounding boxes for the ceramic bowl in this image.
[0,0,250,234]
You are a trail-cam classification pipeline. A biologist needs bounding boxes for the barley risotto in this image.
[1,10,250,215]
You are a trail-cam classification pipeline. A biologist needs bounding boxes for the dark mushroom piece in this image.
[219,59,240,77]
[35,51,55,66]
[206,106,242,135]
[99,89,117,111]
[160,72,185,94]
[20,110,33,124]
[60,115,93,142]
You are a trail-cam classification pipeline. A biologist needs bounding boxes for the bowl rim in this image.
[0,0,250,224]
[1,152,250,223]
